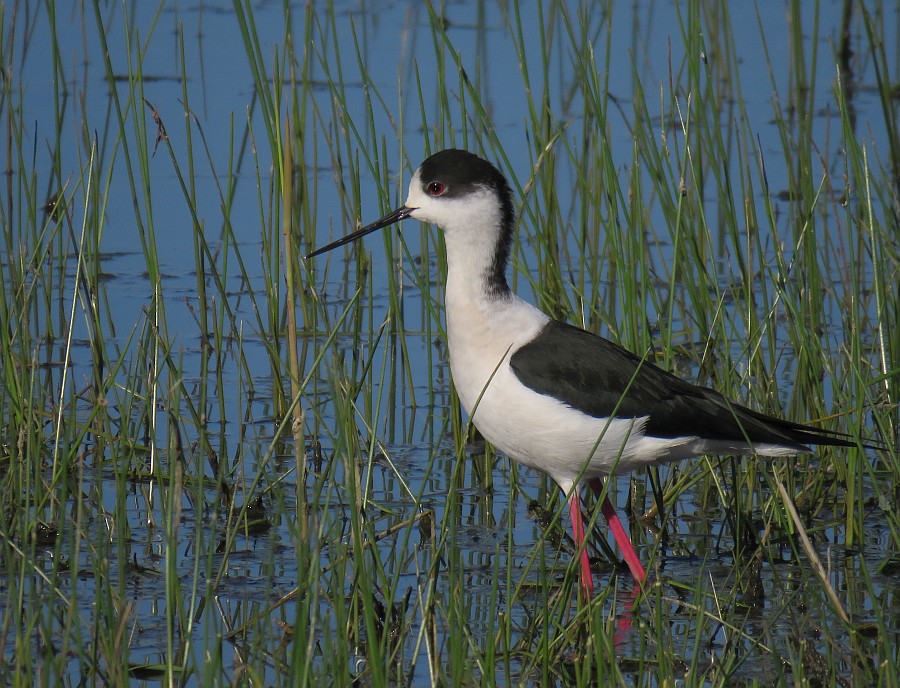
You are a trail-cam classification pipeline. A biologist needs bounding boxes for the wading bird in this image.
[308,148,872,597]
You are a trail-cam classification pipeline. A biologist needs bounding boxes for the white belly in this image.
[445,295,699,485]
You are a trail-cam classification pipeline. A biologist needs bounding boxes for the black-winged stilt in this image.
[308,148,871,597]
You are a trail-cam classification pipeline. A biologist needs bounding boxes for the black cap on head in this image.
[417,149,515,296]
[418,149,508,197]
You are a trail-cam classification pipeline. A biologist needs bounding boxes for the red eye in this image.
[426,181,445,196]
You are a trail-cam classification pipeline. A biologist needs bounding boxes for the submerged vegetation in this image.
[0,1,897,685]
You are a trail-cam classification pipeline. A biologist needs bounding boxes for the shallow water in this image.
[3,1,896,685]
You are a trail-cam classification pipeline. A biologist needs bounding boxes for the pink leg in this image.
[568,490,595,598]
[590,478,647,582]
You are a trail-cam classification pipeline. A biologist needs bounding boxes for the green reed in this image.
[0,0,896,686]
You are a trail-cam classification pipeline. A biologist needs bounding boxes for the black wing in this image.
[509,320,857,448]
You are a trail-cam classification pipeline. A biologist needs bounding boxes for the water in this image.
[3,1,896,685]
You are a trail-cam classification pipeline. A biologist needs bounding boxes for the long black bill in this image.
[305,206,415,259]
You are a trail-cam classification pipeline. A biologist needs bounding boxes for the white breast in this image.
[444,292,704,484]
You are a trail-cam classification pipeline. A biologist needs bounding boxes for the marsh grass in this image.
[0,0,897,686]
